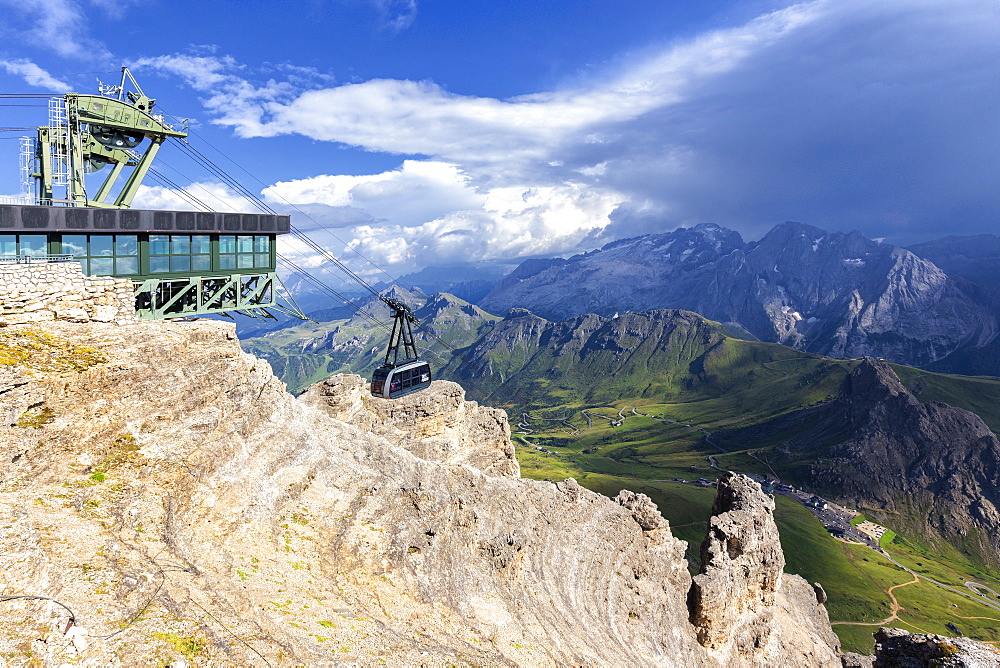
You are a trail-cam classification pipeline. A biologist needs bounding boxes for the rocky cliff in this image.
[479,222,996,370]
[729,358,1000,566]
[0,318,843,666]
[807,359,1000,564]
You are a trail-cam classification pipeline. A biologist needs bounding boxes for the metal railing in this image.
[0,254,77,265]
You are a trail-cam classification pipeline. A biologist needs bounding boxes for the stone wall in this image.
[0,261,136,326]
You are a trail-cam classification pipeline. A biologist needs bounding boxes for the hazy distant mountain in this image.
[396,263,512,304]
[907,234,1000,289]
[242,287,498,393]
[480,222,997,371]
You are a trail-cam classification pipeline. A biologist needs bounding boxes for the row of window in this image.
[0,233,274,276]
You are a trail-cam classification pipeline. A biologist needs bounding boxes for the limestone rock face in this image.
[873,627,1000,666]
[299,373,519,478]
[0,320,839,666]
[688,472,840,666]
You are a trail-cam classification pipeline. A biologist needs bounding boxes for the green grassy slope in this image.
[517,441,1000,653]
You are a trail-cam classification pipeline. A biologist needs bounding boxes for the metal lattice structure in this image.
[134,273,295,320]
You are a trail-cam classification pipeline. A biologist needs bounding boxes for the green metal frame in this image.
[33,67,188,209]
[134,273,283,320]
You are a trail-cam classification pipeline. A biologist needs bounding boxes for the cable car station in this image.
[0,205,291,319]
[3,67,430,397]
[0,68,300,321]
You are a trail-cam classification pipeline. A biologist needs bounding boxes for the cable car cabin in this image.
[371,360,432,399]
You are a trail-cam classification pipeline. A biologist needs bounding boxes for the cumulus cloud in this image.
[132,181,262,213]
[264,161,485,227]
[258,161,622,273]
[0,59,69,89]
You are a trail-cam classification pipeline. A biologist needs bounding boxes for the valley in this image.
[509,404,1000,654]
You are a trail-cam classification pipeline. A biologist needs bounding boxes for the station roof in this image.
[0,204,290,235]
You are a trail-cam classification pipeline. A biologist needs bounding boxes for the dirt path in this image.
[831,573,919,627]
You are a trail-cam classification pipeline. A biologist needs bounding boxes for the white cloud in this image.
[264,161,485,227]
[0,59,69,89]
[254,160,624,273]
[157,2,819,167]
[0,0,111,59]
[131,54,299,136]
[370,0,417,33]
[132,181,261,213]
[292,177,623,270]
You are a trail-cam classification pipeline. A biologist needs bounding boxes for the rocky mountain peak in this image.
[839,358,912,408]
[480,221,994,371]
[802,359,1000,564]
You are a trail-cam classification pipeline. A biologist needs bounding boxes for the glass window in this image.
[19,235,47,256]
[219,235,236,254]
[237,235,253,253]
[237,254,253,269]
[171,236,191,254]
[150,256,169,273]
[1,234,16,256]
[90,257,113,275]
[220,254,236,270]
[150,235,170,255]
[62,235,88,256]
[115,235,138,256]
[90,235,113,257]
[171,256,191,272]
[192,235,211,254]
[115,256,138,274]
[254,235,270,253]
[254,253,270,268]
[192,255,211,271]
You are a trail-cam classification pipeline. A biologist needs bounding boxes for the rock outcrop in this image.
[740,358,1000,566]
[0,319,841,666]
[689,473,839,665]
[872,627,1000,666]
[300,373,519,478]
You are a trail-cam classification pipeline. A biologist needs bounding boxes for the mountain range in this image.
[479,222,1000,374]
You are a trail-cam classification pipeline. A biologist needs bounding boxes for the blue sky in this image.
[0,0,996,279]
